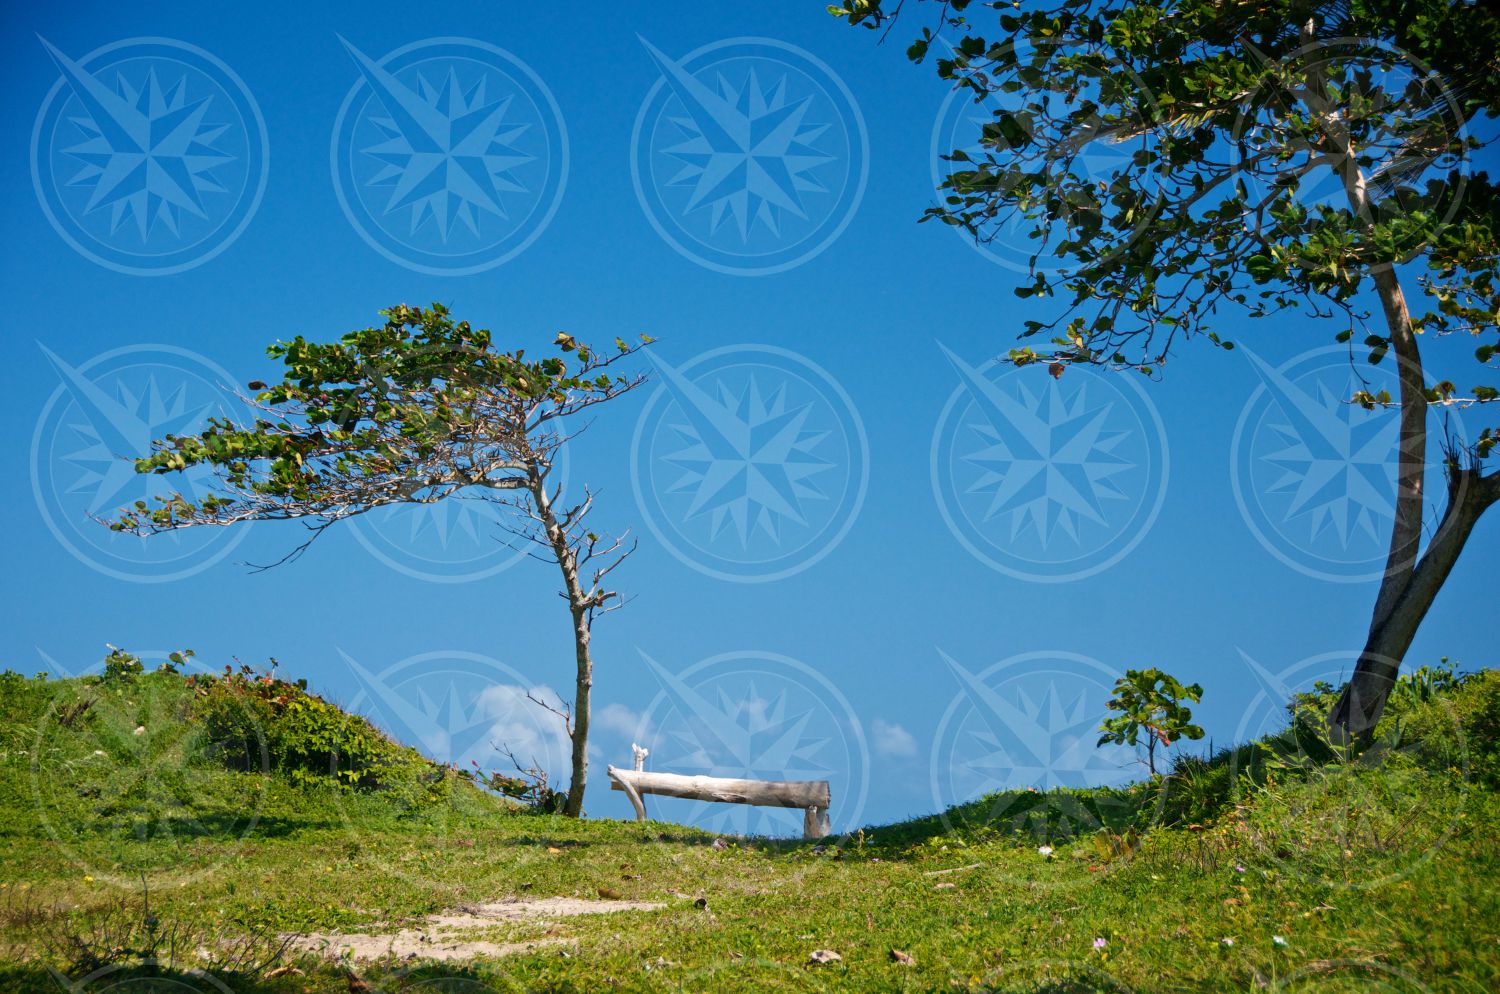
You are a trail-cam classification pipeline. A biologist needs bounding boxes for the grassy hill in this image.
[0,658,1496,993]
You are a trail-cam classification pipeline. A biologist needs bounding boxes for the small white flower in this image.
[1037,845,1054,857]
[133,726,146,736]
[1221,938,1234,947]
[92,750,106,757]
[1272,935,1288,948]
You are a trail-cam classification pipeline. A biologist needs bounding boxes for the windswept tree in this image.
[109,303,651,816]
[835,0,1500,737]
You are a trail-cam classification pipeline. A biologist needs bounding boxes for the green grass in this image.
[1,665,1497,993]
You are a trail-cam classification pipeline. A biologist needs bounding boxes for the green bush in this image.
[188,667,456,805]
[1399,668,1500,788]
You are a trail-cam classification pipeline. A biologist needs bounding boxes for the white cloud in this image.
[596,702,652,742]
[476,683,573,774]
[871,718,918,759]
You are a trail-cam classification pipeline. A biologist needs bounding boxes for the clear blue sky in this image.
[2,0,1494,834]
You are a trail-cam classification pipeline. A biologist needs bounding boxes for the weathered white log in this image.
[607,766,832,838]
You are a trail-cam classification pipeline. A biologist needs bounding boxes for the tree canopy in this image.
[835,0,1500,736]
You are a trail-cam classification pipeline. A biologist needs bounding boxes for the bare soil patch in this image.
[287,896,666,962]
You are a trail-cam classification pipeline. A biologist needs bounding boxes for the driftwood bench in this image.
[607,762,832,839]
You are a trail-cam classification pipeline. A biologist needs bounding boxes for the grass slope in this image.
[0,663,1496,993]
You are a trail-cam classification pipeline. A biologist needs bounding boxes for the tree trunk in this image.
[1317,65,1438,739]
[1331,465,1500,737]
[1325,263,1429,740]
[564,601,593,818]
[527,465,593,818]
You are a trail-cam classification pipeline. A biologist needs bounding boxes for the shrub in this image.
[189,666,445,800]
[1098,667,1205,775]
[1399,668,1500,788]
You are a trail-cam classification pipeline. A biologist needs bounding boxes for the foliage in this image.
[475,758,567,815]
[1098,667,1205,774]
[0,662,1496,992]
[103,303,652,818]
[100,646,143,682]
[1400,666,1500,788]
[189,664,471,808]
[832,0,1499,394]
[834,0,1500,736]
[107,302,648,539]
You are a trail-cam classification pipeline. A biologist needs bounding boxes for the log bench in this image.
[606,765,832,839]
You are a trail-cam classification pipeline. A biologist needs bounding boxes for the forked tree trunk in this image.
[1332,464,1500,737]
[1315,80,1490,739]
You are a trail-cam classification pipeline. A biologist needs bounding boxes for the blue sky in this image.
[1,0,1495,835]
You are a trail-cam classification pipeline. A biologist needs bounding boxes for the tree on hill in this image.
[834,0,1500,738]
[108,303,651,817]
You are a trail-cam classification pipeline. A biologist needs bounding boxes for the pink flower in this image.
[1092,937,1107,950]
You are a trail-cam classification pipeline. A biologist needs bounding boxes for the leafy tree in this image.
[835,0,1500,737]
[108,303,651,817]
[1098,667,1205,775]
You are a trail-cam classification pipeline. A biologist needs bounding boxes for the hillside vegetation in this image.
[0,658,1496,993]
